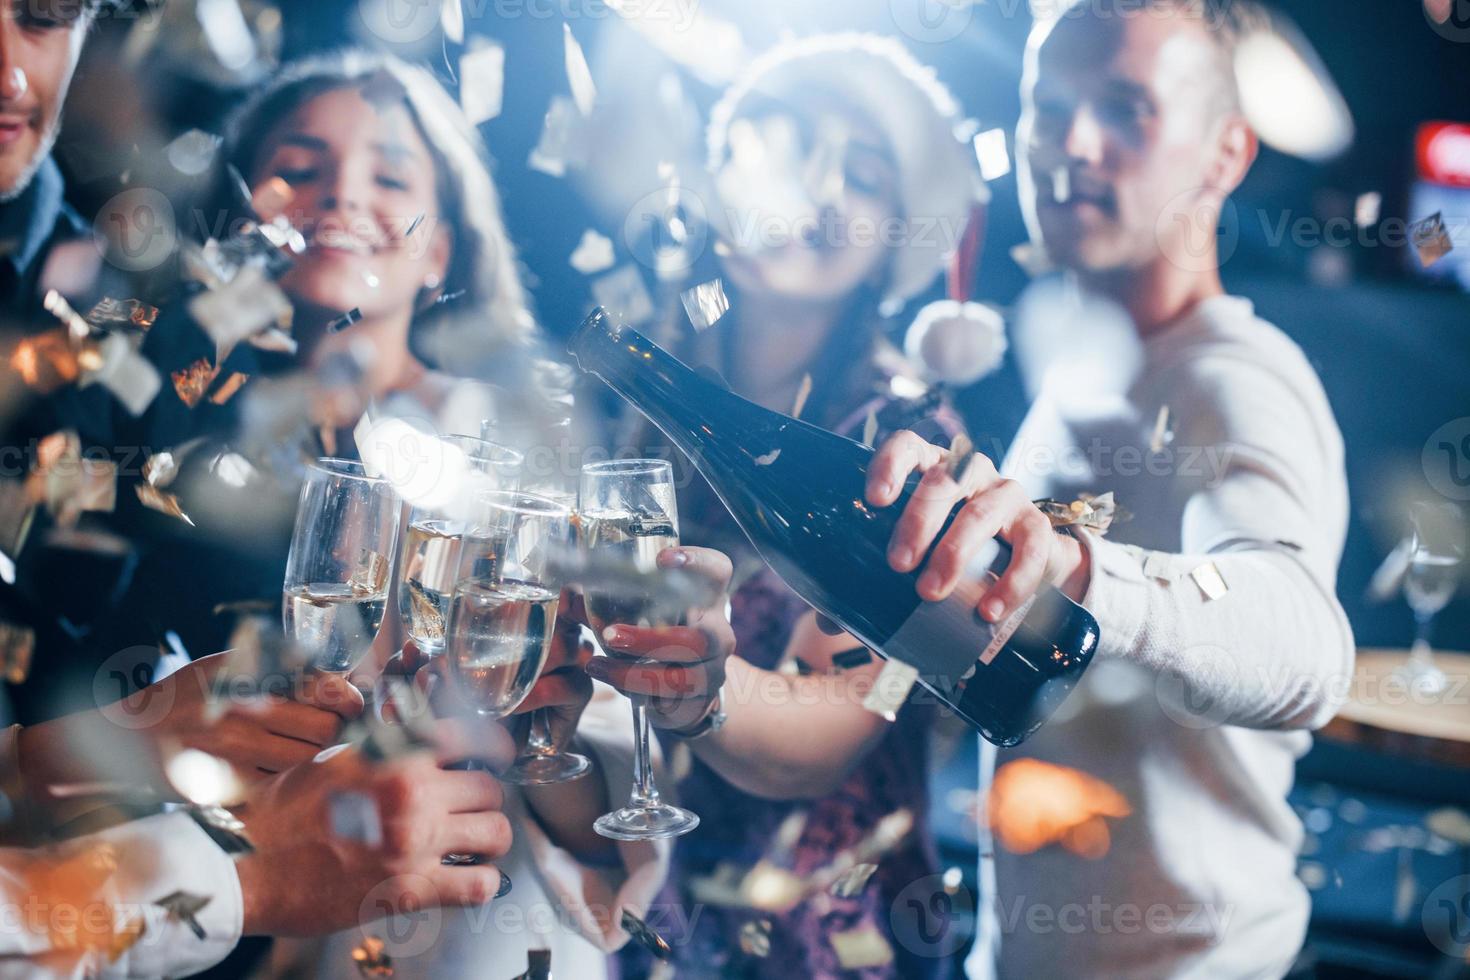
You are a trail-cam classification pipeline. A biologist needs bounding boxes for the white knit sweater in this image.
[967,295,1355,980]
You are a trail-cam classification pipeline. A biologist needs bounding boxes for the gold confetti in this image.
[790,373,813,421]
[829,862,879,898]
[171,358,220,409]
[620,909,672,961]
[1427,808,1470,846]
[740,863,804,913]
[862,658,918,721]
[10,328,81,393]
[208,372,249,405]
[861,408,879,449]
[0,620,35,684]
[1410,211,1453,268]
[830,925,894,969]
[351,549,390,595]
[1148,404,1172,454]
[106,917,147,962]
[942,432,975,484]
[739,919,772,957]
[1036,492,1120,536]
[352,935,394,977]
[1189,561,1229,601]
[987,759,1130,859]
[251,176,294,220]
[135,482,194,526]
[84,297,159,332]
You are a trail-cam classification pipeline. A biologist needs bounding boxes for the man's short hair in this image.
[1039,0,1272,119]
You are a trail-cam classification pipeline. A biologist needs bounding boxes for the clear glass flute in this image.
[1395,502,1465,696]
[444,490,589,787]
[282,458,402,673]
[579,458,698,841]
[396,435,524,659]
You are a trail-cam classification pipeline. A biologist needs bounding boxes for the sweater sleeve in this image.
[1072,349,1356,731]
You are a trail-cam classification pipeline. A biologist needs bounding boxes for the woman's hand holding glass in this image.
[585,546,736,734]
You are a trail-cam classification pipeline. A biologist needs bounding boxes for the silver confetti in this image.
[680,279,730,332]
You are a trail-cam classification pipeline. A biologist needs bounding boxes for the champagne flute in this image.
[397,435,524,659]
[283,459,402,673]
[445,490,590,785]
[1395,502,1465,696]
[580,458,698,841]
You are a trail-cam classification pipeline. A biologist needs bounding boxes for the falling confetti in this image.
[0,620,35,684]
[1189,561,1229,601]
[620,910,672,960]
[460,39,506,125]
[1149,404,1173,454]
[528,95,588,178]
[942,432,975,484]
[790,373,813,421]
[568,229,616,275]
[208,372,250,406]
[164,129,222,176]
[590,266,654,326]
[860,409,879,449]
[739,919,772,957]
[862,658,918,722]
[352,935,394,978]
[828,862,879,898]
[440,0,464,44]
[1409,211,1453,267]
[330,792,384,847]
[155,891,212,940]
[679,278,730,332]
[830,925,895,969]
[987,758,1131,859]
[172,358,220,409]
[563,23,597,117]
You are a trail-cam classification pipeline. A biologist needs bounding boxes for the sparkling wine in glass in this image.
[283,459,402,673]
[1396,502,1465,696]
[580,458,699,841]
[445,490,590,785]
[397,436,523,658]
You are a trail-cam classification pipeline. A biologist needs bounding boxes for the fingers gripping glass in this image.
[580,459,699,841]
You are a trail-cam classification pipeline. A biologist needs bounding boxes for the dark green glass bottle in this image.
[570,308,1098,745]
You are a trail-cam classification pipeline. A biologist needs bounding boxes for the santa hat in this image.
[707,33,987,310]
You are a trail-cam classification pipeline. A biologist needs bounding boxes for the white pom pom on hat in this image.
[903,299,1007,387]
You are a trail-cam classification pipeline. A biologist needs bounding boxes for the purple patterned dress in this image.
[616,358,962,980]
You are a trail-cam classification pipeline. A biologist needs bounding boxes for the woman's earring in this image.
[423,273,442,290]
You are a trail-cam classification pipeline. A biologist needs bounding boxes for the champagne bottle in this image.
[568,308,1098,746]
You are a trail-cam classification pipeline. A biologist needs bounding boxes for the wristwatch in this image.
[667,685,727,741]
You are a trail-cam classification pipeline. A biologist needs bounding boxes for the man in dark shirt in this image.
[0,0,151,724]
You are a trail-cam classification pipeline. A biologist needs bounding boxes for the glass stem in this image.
[1409,611,1435,664]
[526,709,556,758]
[629,697,660,808]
